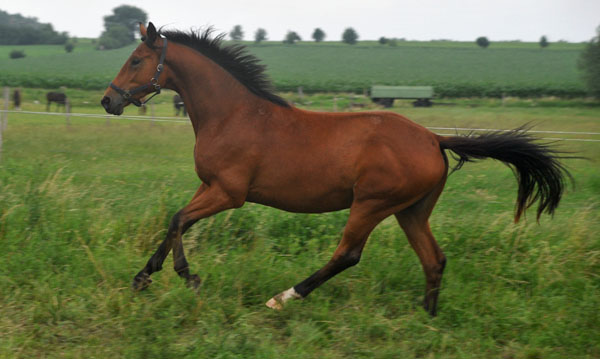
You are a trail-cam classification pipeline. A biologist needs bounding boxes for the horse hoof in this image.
[265,288,301,310]
[132,273,152,291]
[186,274,202,290]
[265,297,283,310]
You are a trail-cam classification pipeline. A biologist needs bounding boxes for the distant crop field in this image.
[0,97,598,358]
[0,40,588,97]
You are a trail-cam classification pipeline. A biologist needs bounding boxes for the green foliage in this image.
[312,28,325,42]
[0,99,598,358]
[0,10,67,45]
[98,5,147,50]
[254,28,267,43]
[476,36,490,48]
[378,36,388,45]
[342,27,359,45]
[540,35,549,48]
[578,27,600,98]
[230,25,244,41]
[65,42,74,53]
[283,31,301,44]
[9,49,25,59]
[98,24,134,50]
[103,5,148,34]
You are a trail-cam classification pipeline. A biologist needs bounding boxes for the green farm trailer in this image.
[370,85,434,108]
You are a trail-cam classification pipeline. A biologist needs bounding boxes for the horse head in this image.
[101,22,168,115]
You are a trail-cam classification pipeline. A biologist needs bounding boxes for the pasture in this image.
[0,40,587,97]
[0,92,598,358]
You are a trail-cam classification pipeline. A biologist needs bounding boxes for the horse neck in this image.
[164,43,263,134]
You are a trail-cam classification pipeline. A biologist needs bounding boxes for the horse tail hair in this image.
[438,127,572,222]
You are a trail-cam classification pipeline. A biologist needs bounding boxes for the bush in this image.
[9,50,25,59]
[476,36,490,48]
[65,43,74,53]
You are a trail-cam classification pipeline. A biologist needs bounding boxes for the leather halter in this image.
[109,38,168,107]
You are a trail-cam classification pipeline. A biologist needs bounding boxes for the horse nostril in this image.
[101,96,111,110]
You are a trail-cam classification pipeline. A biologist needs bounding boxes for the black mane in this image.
[159,28,289,107]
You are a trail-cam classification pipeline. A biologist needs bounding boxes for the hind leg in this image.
[266,201,390,309]
[395,178,447,316]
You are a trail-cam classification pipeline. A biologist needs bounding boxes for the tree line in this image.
[0,9,68,45]
[3,4,599,98]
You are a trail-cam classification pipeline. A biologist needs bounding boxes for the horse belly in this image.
[246,171,355,213]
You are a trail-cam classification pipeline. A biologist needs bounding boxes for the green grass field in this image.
[0,39,588,97]
[0,92,598,358]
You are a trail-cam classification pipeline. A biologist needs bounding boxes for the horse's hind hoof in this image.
[132,273,152,291]
[186,274,202,291]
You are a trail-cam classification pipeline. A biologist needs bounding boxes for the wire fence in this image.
[2,108,599,144]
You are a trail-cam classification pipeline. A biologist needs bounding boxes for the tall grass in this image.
[0,101,598,358]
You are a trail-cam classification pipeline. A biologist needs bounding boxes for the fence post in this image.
[65,98,71,126]
[151,103,156,125]
[333,97,338,112]
[2,87,8,131]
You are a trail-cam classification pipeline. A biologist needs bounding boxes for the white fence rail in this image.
[1,108,599,143]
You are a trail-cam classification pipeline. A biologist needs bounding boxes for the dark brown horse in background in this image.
[46,91,67,112]
[101,23,569,316]
[173,94,187,116]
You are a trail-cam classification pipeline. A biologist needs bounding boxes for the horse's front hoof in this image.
[265,297,283,310]
[186,274,202,290]
[132,273,152,291]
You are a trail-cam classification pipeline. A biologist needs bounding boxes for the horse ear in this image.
[145,22,157,46]
[139,22,147,41]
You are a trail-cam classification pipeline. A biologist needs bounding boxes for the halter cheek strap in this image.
[110,37,168,107]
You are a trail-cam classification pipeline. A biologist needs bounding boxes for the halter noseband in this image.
[110,37,168,107]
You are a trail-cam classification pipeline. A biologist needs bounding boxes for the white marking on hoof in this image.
[265,297,283,310]
[265,287,301,310]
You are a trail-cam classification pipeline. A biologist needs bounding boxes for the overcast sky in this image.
[2,0,599,42]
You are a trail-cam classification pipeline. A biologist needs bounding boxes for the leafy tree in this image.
[342,27,358,45]
[579,26,600,98]
[254,28,267,43]
[283,31,301,44]
[0,10,68,45]
[312,28,325,42]
[98,24,134,50]
[378,36,388,45]
[98,5,147,49]
[230,25,244,41]
[103,5,147,34]
[539,35,549,48]
[476,36,490,48]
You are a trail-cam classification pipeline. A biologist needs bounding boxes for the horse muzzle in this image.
[101,95,125,115]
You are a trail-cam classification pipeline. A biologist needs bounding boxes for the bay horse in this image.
[101,23,569,316]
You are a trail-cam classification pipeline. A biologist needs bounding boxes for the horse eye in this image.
[131,58,141,66]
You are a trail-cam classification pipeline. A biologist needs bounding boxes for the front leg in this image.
[132,182,243,290]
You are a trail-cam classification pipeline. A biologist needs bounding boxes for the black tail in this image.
[439,128,571,222]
